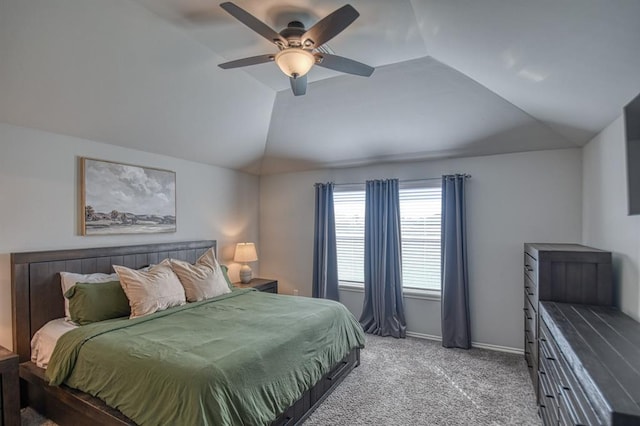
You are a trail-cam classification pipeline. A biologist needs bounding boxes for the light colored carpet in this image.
[22,335,539,425]
[305,335,540,425]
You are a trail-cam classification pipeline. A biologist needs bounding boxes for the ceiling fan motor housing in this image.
[279,22,307,48]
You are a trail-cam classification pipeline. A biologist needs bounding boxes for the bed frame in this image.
[11,240,360,426]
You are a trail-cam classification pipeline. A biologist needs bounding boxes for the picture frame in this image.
[80,157,176,235]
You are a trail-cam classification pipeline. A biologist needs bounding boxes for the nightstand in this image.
[234,278,278,294]
[0,345,19,426]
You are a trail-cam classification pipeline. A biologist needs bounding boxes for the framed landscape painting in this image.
[81,158,176,235]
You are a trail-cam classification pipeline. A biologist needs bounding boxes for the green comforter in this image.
[47,289,364,426]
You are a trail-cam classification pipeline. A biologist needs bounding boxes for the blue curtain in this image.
[441,174,471,349]
[360,179,407,338]
[312,183,339,301]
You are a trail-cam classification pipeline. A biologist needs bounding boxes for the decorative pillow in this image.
[60,272,118,319]
[170,248,231,302]
[220,265,234,290]
[65,281,130,325]
[113,261,186,319]
[196,247,217,269]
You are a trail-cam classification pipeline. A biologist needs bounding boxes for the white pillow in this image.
[170,248,231,302]
[60,272,118,320]
[114,261,186,319]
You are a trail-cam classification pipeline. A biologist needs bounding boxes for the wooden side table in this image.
[234,278,278,294]
[0,346,19,426]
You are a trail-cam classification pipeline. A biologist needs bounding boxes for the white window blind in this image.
[334,190,366,283]
[334,183,442,290]
[399,186,442,290]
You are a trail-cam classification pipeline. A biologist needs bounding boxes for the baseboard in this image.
[405,331,523,355]
[406,331,441,341]
[472,341,523,355]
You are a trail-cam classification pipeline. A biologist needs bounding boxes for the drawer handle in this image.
[328,361,349,381]
[525,286,534,296]
[525,264,533,272]
[540,343,555,361]
[282,416,294,426]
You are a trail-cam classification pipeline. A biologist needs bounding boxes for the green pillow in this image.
[64,280,131,325]
[220,265,234,290]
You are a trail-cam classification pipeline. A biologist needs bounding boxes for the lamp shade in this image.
[234,242,258,263]
[275,48,315,77]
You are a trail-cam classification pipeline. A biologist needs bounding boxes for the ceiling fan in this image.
[217,2,374,96]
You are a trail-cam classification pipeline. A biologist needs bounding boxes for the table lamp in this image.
[234,242,258,283]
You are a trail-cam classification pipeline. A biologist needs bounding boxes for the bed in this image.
[12,240,363,425]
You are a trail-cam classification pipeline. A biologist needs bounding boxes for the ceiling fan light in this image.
[275,49,315,78]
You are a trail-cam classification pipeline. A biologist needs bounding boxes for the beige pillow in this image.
[196,247,218,269]
[170,248,231,302]
[113,261,186,319]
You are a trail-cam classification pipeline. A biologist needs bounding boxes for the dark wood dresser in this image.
[539,302,640,425]
[523,243,613,398]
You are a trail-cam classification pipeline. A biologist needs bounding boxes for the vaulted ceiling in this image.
[2,0,640,174]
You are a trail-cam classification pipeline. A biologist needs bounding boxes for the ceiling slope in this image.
[262,57,578,174]
[410,0,640,144]
[0,0,275,171]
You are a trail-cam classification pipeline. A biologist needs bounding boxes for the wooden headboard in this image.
[11,240,216,362]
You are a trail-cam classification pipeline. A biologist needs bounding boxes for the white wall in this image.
[259,149,583,350]
[583,116,640,320]
[0,122,260,350]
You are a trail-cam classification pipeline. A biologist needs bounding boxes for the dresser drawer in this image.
[539,332,560,365]
[524,330,536,386]
[539,356,563,401]
[524,252,538,283]
[539,320,561,360]
[234,279,278,294]
[558,393,574,426]
[539,405,555,426]
[560,387,600,426]
[524,328,534,350]
[524,349,533,368]
[525,330,537,366]
[538,370,556,399]
[539,366,558,423]
[524,293,536,339]
[539,395,558,426]
[257,282,278,293]
[524,274,538,306]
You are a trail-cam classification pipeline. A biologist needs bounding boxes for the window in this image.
[399,185,442,290]
[334,189,366,283]
[334,182,442,290]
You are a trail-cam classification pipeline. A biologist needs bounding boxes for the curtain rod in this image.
[331,174,471,187]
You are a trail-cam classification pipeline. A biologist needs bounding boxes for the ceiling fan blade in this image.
[315,53,374,77]
[302,5,359,48]
[218,54,275,69]
[220,2,287,45]
[290,75,307,96]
